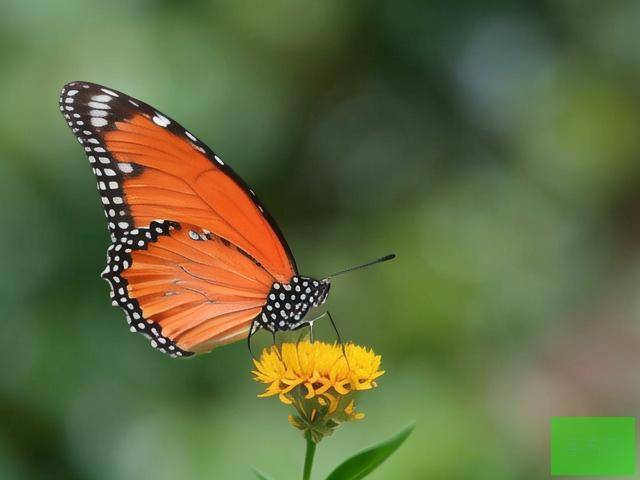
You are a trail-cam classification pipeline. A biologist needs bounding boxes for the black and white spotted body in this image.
[256,276,330,333]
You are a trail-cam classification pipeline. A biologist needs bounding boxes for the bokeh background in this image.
[2,1,640,478]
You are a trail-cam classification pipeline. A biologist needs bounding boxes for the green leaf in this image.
[325,423,415,480]
[252,467,275,480]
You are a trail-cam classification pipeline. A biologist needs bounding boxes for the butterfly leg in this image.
[272,331,283,360]
[289,311,328,346]
[295,328,307,348]
[247,320,261,360]
[326,311,350,369]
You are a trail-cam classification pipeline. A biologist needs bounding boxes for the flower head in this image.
[253,340,384,441]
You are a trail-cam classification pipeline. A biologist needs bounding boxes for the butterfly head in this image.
[295,275,331,308]
[259,276,330,332]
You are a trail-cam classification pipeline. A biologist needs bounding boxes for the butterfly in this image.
[59,81,394,357]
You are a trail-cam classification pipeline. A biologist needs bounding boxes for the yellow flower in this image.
[252,341,384,441]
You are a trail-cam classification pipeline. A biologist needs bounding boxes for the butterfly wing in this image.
[103,220,270,356]
[59,81,296,356]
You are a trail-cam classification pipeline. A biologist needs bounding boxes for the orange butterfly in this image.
[59,82,393,357]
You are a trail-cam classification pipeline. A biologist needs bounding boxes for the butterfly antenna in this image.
[325,253,396,279]
[326,311,350,369]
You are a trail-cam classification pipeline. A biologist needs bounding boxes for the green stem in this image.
[303,433,317,480]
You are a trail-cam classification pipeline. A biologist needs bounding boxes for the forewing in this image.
[59,81,296,282]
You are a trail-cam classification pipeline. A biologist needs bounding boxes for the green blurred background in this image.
[2,1,640,478]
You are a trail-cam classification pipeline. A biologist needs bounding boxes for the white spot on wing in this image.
[91,117,108,127]
[118,163,133,173]
[88,101,110,110]
[152,114,170,127]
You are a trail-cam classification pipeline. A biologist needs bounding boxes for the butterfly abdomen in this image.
[258,277,330,332]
